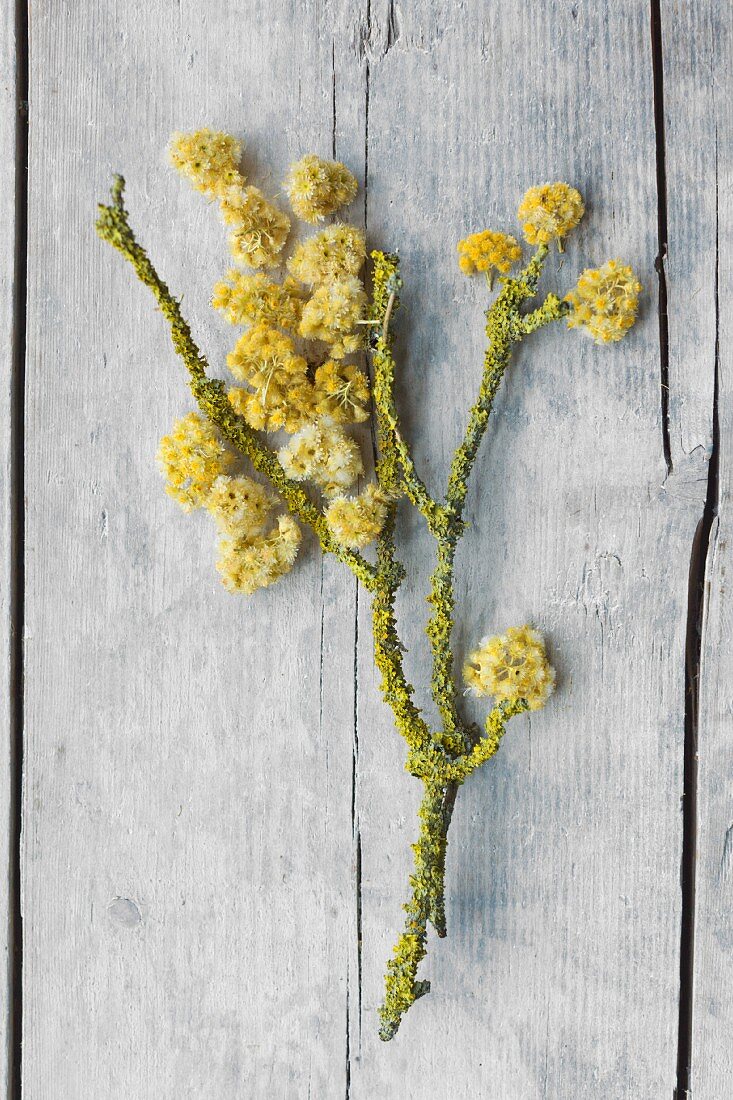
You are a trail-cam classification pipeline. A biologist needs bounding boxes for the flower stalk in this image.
[96,145,641,1043]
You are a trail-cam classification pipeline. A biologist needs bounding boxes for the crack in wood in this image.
[675,117,720,1100]
[9,1,29,1096]
[650,0,673,478]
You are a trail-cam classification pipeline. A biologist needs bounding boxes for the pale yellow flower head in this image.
[168,129,244,198]
[212,271,305,331]
[565,259,642,343]
[325,484,391,550]
[204,475,276,538]
[225,323,317,433]
[299,276,367,359]
[216,515,301,595]
[464,625,555,711]
[284,154,358,224]
[156,412,233,512]
[518,183,584,247]
[287,224,366,285]
[314,424,365,496]
[457,230,522,277]
[313,361,370,424]
[277,421,363,496]
[222,186,291,268]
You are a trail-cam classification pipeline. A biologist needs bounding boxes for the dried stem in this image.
[97,180,569,1045]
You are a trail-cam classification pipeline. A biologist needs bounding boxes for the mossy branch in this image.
[98,174,565,1046]
[369,251,434,756]
[378,779,446,1041]
[425,247,555,755]
[378,699,527,1040]
[95,177,378,592]
[370,252,448,539]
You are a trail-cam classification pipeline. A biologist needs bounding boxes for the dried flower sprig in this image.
[96,136,641,1042]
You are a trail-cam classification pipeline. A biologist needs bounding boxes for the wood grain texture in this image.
[354,2,703,1097]
[0,0,19,1091]
[17,0,724,1097]
[23,2,362,1096]
[668,3,733,1096]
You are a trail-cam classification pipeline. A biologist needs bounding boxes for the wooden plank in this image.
[665,2,733,1096]
[352,2,707,1096]
[22,2,363,1096]
[21,2,724,1098]
[0,0,20,1090]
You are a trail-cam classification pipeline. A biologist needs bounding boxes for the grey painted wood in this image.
[17,1,724,1097]
[354,2,704,1097]
[23,3,361,1097]
[1,0,18,1091]
[669,4,733,1097]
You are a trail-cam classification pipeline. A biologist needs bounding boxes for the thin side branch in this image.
[369,251,435,755]
[370,251,448,539]
[426,247,553,752]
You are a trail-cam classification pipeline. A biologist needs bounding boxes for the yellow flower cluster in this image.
[225,322,370,433]
[325,484,391,549]
[565,259,642,343]
[284,154,358,224]
[169,130,290,268]
[226,324,313,432]
[212,270,304,331]
[299,276,366,359]
[169,134,374,565]
[156,412,234,511]
[518,183,584,247]
[464,625,555,711]
[457,230,522,277]
[205,474,275,536]
[168,129,244,198]
[156,418,301,595]
[278,420,363,497]
[216,514,301,595]
[313,361,370,424]
[220,187,291,268]
[287,224,366,285]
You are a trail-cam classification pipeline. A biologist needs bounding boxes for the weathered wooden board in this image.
[1,0,19,1091]
[22,2,363,1096]
[669,3,733,1097]
[16,0,724,1097]
[350,2,708,1097]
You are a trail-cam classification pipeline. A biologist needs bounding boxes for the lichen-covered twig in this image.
[96,178,378,591]
[97,148,642,1045]
[377,698,527,1041]
[370,253,448,539]
[367,250,567,1039]
[426,246,567,753]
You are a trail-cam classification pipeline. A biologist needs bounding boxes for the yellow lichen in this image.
[464,625,555,710]
[98,163,637,1046]
[518,182,584,247]
[565,259,642,343]
[284,154,358,223]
